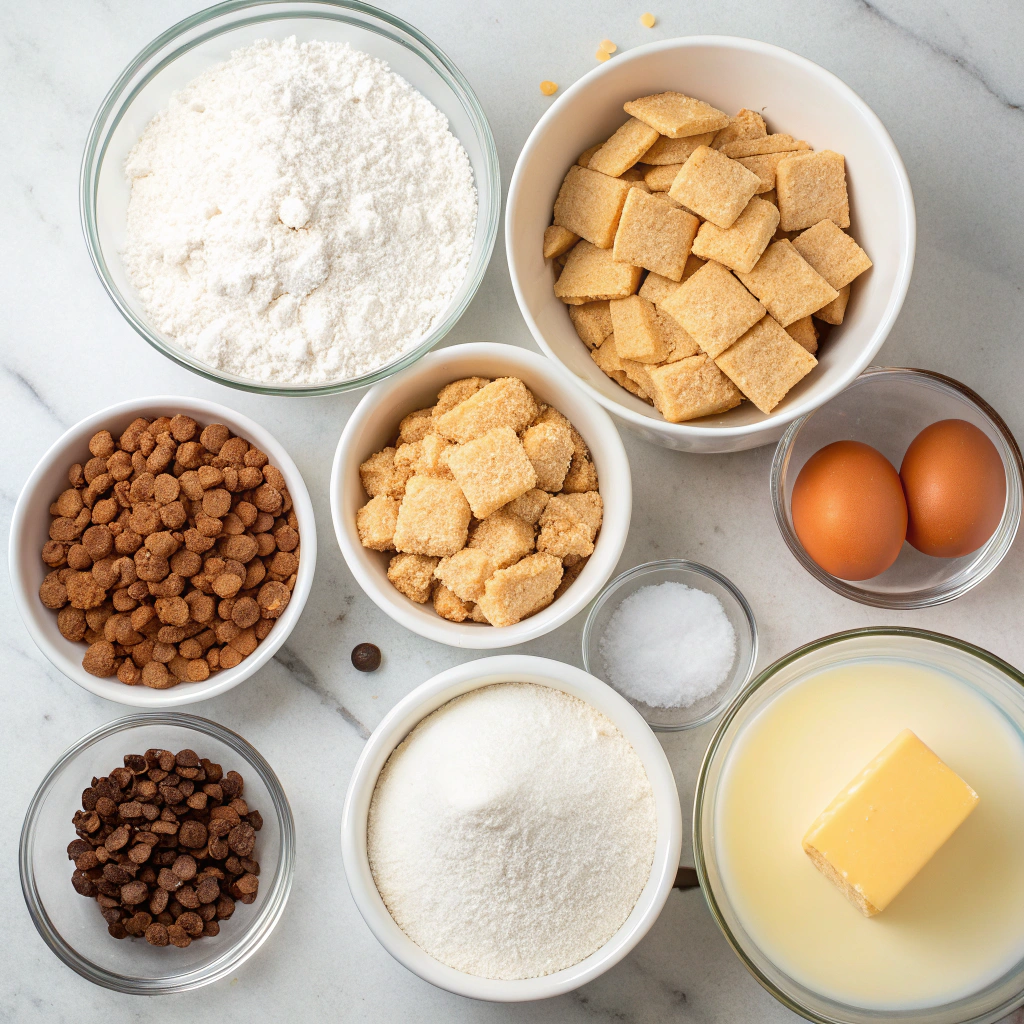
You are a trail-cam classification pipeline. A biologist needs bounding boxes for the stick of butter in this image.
[802,728,979,916]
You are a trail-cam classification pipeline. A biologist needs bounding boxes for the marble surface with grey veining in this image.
[3,1,1024,1020]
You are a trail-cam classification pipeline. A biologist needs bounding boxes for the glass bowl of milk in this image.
[695,627,1024,1024]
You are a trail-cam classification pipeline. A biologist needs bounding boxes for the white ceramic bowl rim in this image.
[330,343,632,649]
[8,395,316,706]
[506,34,917,441]
[340,655,683,1001]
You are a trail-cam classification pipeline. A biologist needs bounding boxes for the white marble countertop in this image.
[4,1,1024,1020]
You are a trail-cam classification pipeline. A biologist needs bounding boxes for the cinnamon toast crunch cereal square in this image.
[568,300,614,349]
[715,315,817,414]
[434,377,539,443]
[392,477,471,557]
[736,239,838,327]
[669,146,762,228]
[711,109,767,150]
[641,131,716,165]
[554,241,643,304]
[446,427,538,518]
[638,271,681,306]
[612,188,700,280]
[691,196,779,274]
[543,224,580,259]
[736,152,798,194]
[720,134,810,159]
[643,163,684,192]
[610,294,670,363]
[624,92,729,138]
[776,150,850,231]
[786,316,819,354]
[642,354,743,422]
[588,117,660,176]
[791,219,872,289]
[815,284,851,325]
[660,259,766,358]
[553,165,632,248]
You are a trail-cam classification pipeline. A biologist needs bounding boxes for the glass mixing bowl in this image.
[695,627,1024,1024]
[582,560,758,731]
[80,0,500,395]
[20,713,295,993]
[771,367,1023,608]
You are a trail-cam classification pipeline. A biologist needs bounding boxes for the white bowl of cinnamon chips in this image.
[507,36,915,453]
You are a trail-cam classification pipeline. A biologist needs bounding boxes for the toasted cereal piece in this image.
[639,271,681,307]
[640,131,717,165]
[476,553,564,627]
[356,495,400,551]
[655,308,701,361]
[562,452,599,493]
[554,241,643,304]
[578,143,603,168]
[711,109,767,150]
[537,492,604,559]
[761,188,777,207]
[681,253,706,281]
[786,316,819,354]
[552,165,632,248]
[643,164,684,192]
[434,584,472,623]
[568,301,614,349]
[359,447,413,499]
[651,190,683,208]
[715,316,817,414]
[815,284,851,325]
[736,152,799,194]
[591,335,648,398]
[433,548,496,603]
[544,224,580,259]
[720,134,811,159]
[624,92,729,138]
[669,146,761,229]
[589,117,660,176]
[619,165,649,182]
[504,488,551,525]
[640,355,742,422]
[776,151,850,232]
[791,220,872,289]
[446,427,538,518]
[387,553,440,604]
[392,477,471,557]
[468,508,536,568]
[691,196,779,274]
[619,355,655,397]
[434,377,539,444]
[432,377,491,420]
[554,555,589,599]
[661,260,766,358]
[612,188,700,280]
[414,433,454,478]
[397,408,434,445]
[521,419,575,492]
[737,239,838,327]
[610,295,670,363]
[469,602,489,623]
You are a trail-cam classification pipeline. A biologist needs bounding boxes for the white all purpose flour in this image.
[123,38,477,384]
[366,683,658,980]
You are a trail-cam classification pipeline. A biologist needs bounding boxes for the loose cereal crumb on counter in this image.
[540,80,559,96]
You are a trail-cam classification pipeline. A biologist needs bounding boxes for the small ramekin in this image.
[582,559,758,731]
[340,655,683,1001]
[9,396,317,706]
[330,343,631,649]
[771,367,1023,608]
[21,712,295,994]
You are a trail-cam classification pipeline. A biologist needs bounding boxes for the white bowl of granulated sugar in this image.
[340,655,683,1001]
[81,1,500,395]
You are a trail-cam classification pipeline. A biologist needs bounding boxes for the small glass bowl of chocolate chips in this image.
[19,712,295,993]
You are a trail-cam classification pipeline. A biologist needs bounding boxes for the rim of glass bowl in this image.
[581,558,759,732]
[770,367,1024,609]
[79,0,501,396]
[20,712,296,994]
[693,626,1024,1024]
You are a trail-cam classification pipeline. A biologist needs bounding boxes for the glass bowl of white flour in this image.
[81,1,500,395]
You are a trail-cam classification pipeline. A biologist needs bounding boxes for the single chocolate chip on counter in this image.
[351,642,381,672]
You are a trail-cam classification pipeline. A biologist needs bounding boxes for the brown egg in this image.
[900,419,1006,557]
[792,440,908,580]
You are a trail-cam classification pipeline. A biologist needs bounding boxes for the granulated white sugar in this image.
[366,682,657,980]
[122,37,477,385]
[599,581,737,708]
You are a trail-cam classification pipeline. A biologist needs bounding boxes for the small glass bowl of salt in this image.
[582,560,758,731]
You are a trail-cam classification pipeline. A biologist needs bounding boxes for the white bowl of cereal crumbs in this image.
[506,36,915,453]
[331,344,631,649]
[9,397,316,707]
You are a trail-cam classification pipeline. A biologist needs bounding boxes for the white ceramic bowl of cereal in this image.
[9,396,316,707]
[341,655,683,1001]
[331,343,631,648]
[506,36,915,453]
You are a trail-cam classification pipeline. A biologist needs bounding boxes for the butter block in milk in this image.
[802,728,979,916]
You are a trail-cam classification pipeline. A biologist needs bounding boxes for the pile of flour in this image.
[366,682,658,980]
[122,37,477,384]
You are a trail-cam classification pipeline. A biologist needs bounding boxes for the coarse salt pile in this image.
[599,581,737,708]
